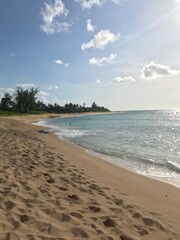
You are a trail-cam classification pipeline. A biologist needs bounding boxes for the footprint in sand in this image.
[72,227,89,238]
[138,228,149,236]
[70,212,83,219]
[20,214,29,223]
[96,229,104,234]
[60,176,70,184]
[88,200,100,206]
[109,207,123,214]
[119,233,139,240]
[103,218,116,227]
[88,183,100,191]
[43,173,55,184]
[59,186,68,192]
[107,236,114,240]
[124,204,134,210]
[132,211,142,219]
[79,187,89,193]
[90,223,97,230]
[89,206,101,213]
[46,178,55,184]
[133,224,149,236]
[1,187,11,196]
[141,217,164,230]
[10,219,20,230]
[42,208,56,215]
[4,200,15,210]
[112,198,124,206]
[23,184,32,191]
[68,194,79,201]
[59,213,71,222]
[4,232,21,240]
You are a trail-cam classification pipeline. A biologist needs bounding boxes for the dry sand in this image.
[0,115,180,240]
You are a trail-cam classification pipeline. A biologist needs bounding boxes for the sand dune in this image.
[0,117,180,239]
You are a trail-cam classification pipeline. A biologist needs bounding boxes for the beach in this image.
[0,115,180,240]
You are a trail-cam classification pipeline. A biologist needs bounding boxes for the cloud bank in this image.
[16,83,36,88]
[0,88,14,99]
[141,61,180,79]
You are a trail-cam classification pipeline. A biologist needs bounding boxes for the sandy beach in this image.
[0,115,180,240]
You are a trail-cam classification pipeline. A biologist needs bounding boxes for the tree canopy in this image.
[0,87,110,114]
[14,87,39,113]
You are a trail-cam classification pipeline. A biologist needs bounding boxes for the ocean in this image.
[36,110,180,187]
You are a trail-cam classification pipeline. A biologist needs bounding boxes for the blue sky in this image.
[0,0,180,110]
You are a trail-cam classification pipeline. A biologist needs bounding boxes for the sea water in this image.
[36,111,180,187]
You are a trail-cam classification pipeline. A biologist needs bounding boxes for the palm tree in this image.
[1,93,14,111]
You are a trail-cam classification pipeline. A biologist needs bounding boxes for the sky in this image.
[0,0,180,111]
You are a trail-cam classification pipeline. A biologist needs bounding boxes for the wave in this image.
[85,148,180,174]
[53,128,94,139]
[166,161,180,174]
[34,121,96,139]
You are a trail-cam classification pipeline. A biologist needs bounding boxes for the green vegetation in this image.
[0,87,110,115]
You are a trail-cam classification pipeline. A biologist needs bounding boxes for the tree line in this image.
[0,87,110,114]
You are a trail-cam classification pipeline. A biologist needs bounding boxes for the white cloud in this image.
[36,91,50,104]
[111,0,123,5]
[54,59,70,67]
[81,30,120,50]
[38,91,50,97]
[96,79,102,84]
[16,83,36,88]
[89,53,117,66]
[75,0,123,9]
[112,76,135,83]
[0,88,14,99]
[65,63,70,68]
[41,0,72,34]
[87,19,95,32]
[38,93,66,105]
[54,59,63,64]
[75,0,103,9]
[141,61,180,79]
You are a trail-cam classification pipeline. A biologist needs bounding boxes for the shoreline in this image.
[33,113,180,190]
[10,112,180,192]
[0,114,180,239]
[9,111,113,124]
[82,147,180,190]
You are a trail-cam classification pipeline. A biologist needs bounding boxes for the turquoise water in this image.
[36,111,180,187]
